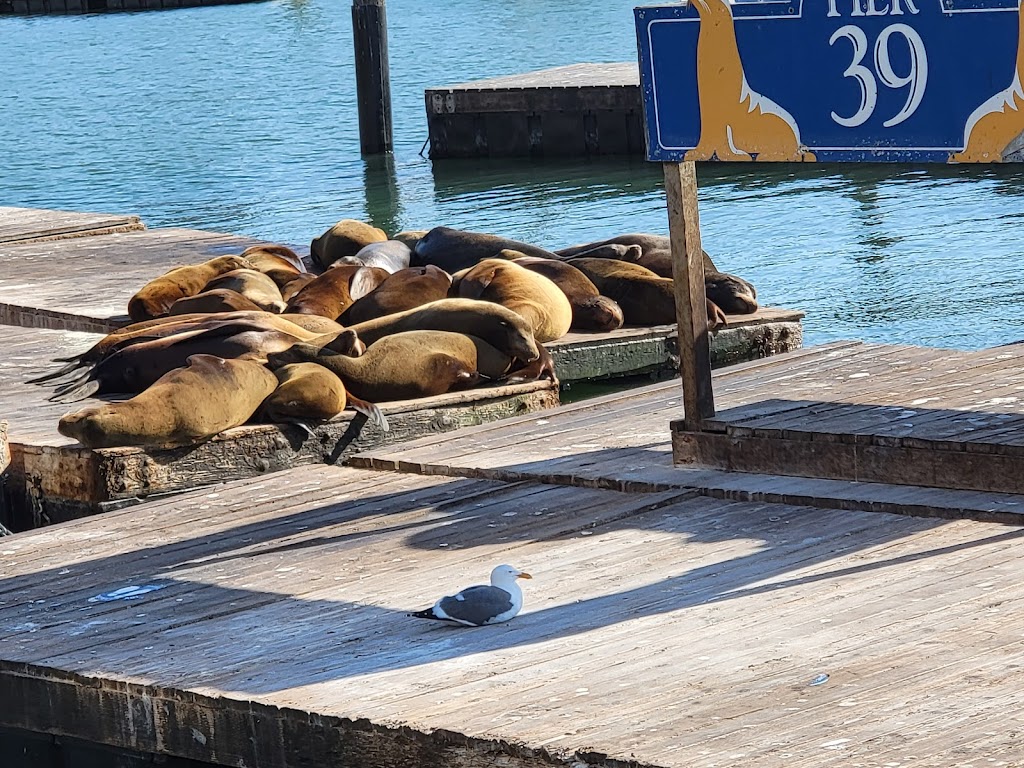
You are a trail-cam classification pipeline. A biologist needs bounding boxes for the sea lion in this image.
[169,288,266,316]
[240,245,306,289]
[203,269,287,313]
[334,240,412,273]
[346,298,539,364]
[286,264,390,319]
[506,253,624,333]
[268,331,486,402]
[412,226,560,274]
[57,355,278,449]
[340,265,453,326]
[310,219,388,270]
[280,274,317,302]
[685,0,814,162]
[261,361,388,433]
[392,230,429,250]
[49,320,319,403]
[450,258,572,343]
[127,255,252,322]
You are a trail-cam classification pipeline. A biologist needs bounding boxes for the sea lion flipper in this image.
[348,395,389,433]
[457,265,499,300]
[26,360,86,385]
[49,379,101,404]
[348,266,389,301]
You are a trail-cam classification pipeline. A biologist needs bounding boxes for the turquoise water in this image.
[2,0,1023,349]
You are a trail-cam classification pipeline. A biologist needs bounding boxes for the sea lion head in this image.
[207,255,253,273]
[323,329,365,357]
[705,272,758,314]
[575,295,625,333]
[58,404,125,448]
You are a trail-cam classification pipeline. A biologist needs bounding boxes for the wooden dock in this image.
[0,0,264,14]
[426,63,642,159]
[2,458,1023,766]
[0,206,144,245]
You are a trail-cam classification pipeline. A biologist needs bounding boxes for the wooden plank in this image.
[2,468,1023,766]
[0,207,144,244]
[0,227,275,332]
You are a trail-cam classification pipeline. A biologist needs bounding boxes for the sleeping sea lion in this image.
[412,226,560,273]
[49,320,320,403]
[240,245,306,288]
[310,219,388,270]
[57,355,278,449]
[268,331,486,402]
[340,265,453,326]
[450,258,572,343]
[506,253,624,333]
[127,255,252,322]
[280,274,318,302]
[286,264,390,319]
[346,298,539,364]
[392,230,429,250]
[203,269,287,313]
[334,240,412,274]
[260,362,386,433]
[169,288,266,316]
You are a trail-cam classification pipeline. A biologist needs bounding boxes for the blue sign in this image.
[635,0,1024,162]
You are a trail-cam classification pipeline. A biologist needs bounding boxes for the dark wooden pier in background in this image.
[0,0,264,14]
[426,63,642,159]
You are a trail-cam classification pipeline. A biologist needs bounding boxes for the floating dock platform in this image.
[426,63,642,159]
[3,337,1024,765]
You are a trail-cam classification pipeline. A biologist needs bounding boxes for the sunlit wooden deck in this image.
[1,464,1022,767]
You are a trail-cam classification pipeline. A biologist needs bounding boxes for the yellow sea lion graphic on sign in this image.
[951,1,1024,162]
[685,0,815,162]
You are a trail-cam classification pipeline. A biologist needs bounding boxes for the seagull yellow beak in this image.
[517,572,532,579]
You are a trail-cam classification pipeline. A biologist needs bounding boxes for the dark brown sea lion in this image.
[268,331,486,402]
[203,269,287,313]
[240,245,306,288]
[169,288,266,316]
[286,264,390,319]
[310,219,388,270]
[49,321,317,403]
[334,240,412,274]
[346,298,539,364]
[57,355,278,449]
[506,253,624,333]
[451,258,572,343]
[340,265,453,326]
[127,255,252,322]
[412,227,560,274]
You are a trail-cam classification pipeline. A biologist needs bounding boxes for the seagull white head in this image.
[490,564,532,587]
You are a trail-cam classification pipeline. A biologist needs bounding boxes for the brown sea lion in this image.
[280,274,318,302]
[340,265,453,326]
[127,255,252,322]
[334,240,412,273]
[346,298,539,364]
[169,288,266,316]
[268,331,486,402]
[49,321,318,403]
[412,226,560,274]
[450,258,572,343]
[286,265,390,319]
[240,245,306,289]
[392,230,429,250]
[57,355,278,449]
[310,219,388,270]
[506,253,624,333]
[203,269,287,313]
[261,362,389,434]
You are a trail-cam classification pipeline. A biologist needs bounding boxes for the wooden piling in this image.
[352,0,394,155]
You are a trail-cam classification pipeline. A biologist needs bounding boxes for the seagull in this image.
[409,564,532,627]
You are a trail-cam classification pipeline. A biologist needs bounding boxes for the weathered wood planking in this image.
[0,227,272,332]
[2,464,1023,766]
[0,206,144,244]
[353,341,1024,522]
[0,325,559,530]
[548,306,803,383]
[671,340,1024,495]
[426,63,643,158]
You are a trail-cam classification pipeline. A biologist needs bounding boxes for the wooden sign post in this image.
[635,0,1024,454]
